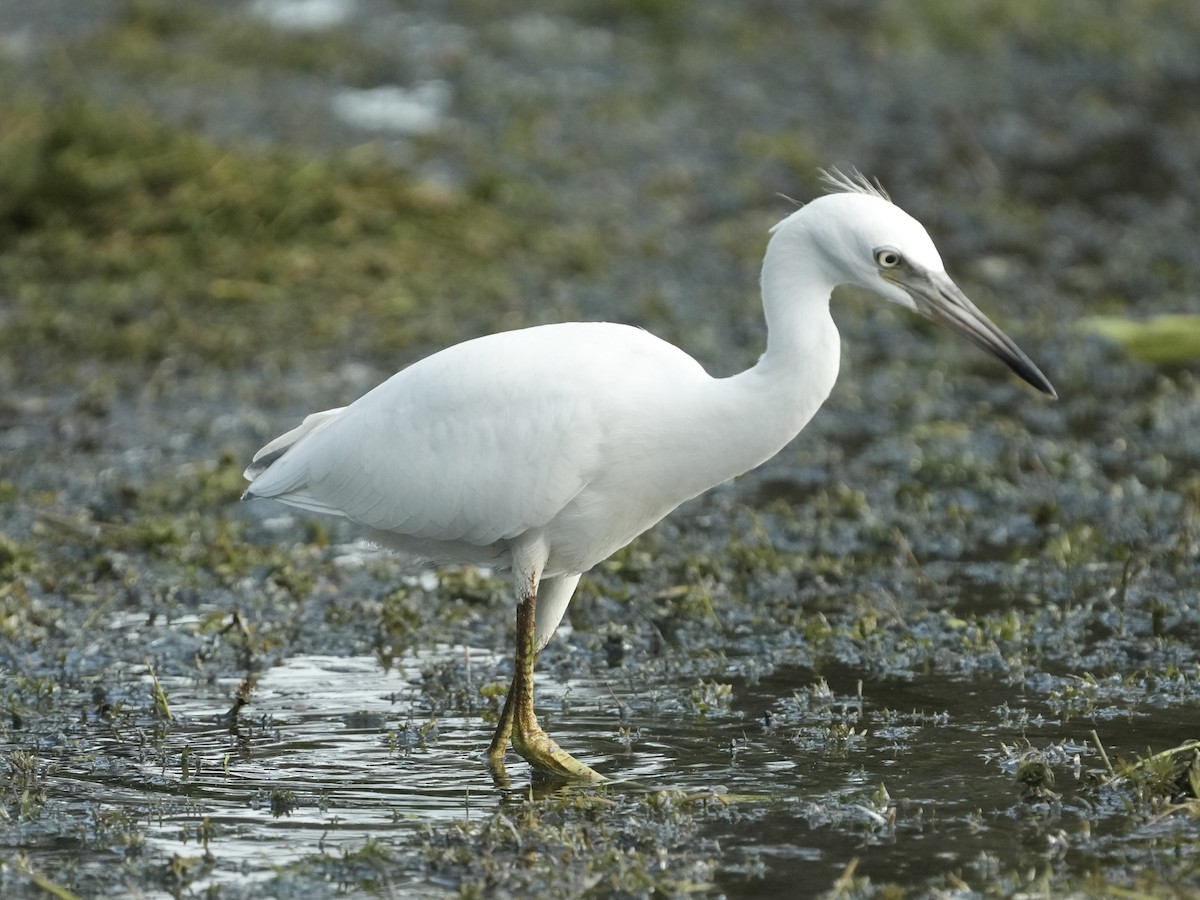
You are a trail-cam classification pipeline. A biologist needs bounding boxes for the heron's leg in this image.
[486,675,517,761]
[533,574,581,654]
[488,571,584,767]
[485,575,550,764]
[507,581,606,782]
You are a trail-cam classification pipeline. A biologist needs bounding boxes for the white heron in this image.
[243,170,1055,782]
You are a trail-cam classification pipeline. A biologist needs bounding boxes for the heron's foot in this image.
[487,714,513,759]
[486,679,516,761]
[511,721,607,783]
[485,751,513,788]
[486,725,513,784]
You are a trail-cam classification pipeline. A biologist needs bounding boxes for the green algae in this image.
[76,0,394,85]
[1079,314,1200,365]
[0,89,566,385]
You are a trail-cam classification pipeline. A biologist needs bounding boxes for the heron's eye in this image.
[875,248,903,269]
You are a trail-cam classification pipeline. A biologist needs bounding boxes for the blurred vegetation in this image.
[74,0,397,83]
[0,85,564,384]
[860,0,1199,56]
[1079,314,1200,364]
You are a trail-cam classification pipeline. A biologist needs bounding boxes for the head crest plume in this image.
[819,167,891,203]
[771,167,894,233]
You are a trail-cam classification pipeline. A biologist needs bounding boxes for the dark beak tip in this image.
[1036,384,1059,401]
[907,270,1058,402]
[1026,362,1057,399]
[1017,364,1057,399]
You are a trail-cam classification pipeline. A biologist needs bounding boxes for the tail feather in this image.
[242,406,346,489]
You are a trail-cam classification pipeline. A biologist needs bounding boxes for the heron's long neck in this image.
[693,228,841,483]
[759,223,837,360]
[749,228,841,424]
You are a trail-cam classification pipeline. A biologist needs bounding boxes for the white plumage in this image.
[244,170,1055,780]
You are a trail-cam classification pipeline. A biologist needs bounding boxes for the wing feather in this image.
[245,323,699,546]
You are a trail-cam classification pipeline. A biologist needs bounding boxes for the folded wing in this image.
[243,324,661,547]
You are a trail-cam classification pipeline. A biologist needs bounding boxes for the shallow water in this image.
[12,637,1198,897]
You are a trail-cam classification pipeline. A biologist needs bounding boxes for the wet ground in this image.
[2,1,1200,897]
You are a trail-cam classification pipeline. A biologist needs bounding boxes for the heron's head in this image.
[776,169,1056,398]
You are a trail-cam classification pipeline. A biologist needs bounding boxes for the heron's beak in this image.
[893,268,1057,398]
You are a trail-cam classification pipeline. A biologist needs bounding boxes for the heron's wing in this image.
[244,323,690,545]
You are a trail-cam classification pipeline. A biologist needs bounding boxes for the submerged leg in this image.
[487,676,516,761]
[509,582,606,782]
[487,571,604,782]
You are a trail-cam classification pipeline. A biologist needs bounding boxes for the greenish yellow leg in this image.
[493,584,607,782]
[487,676,516,760]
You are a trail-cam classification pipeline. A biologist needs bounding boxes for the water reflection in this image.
[23,646,1200,897]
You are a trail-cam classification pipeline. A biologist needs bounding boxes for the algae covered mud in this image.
[3,1,1200,896]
